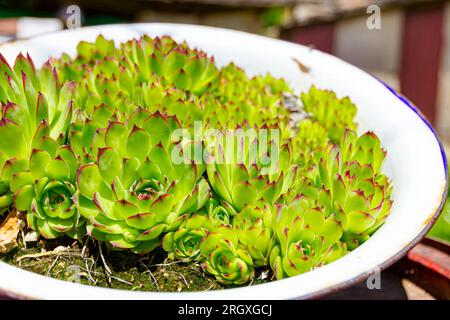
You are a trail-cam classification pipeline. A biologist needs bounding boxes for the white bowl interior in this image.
[0,24,446,300]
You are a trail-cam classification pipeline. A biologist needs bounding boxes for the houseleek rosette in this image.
[208,63,291,129]
[10,145,84,238]
[317,130,393,249]
[206,125,298,211]
[270,195,345,279]
[203,198,238,225]
[162,213,216,262]
[74,111,210,253]
[0,53,73,215]
[233,204,274,267]
[56,35,219,97]
[301,86,357,143]
[200,225,254,285]
[292,119,329,175]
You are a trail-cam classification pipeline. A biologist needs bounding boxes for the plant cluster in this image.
[0,35,392,286]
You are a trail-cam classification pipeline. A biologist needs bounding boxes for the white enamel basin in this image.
[0,23,447,300]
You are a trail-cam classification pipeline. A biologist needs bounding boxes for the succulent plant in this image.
[73,110,210,253]
[206,125,298,211]
[162,213,216,262]
[338,129,387,175]
[200,224,254,285]
[0,54,73,161]
[11,145,85,239]
[213,63,291,105]
[270,195,345,279]
[301,86,357,143]
[0,53,73,215]
[197,198,236,225]
[232,204,274,267]
[208,63,292,130]
[57,35,219,97]
[316,130,393,249]
[292,119,329,175]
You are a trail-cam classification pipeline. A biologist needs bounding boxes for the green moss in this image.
[0,235,271,292]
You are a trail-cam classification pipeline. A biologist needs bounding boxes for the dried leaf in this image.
[292,57,310,74]
[0,210,21,253]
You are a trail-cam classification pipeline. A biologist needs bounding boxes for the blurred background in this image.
[0,0,449,299]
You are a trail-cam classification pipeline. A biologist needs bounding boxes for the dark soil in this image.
[0,231,271,292]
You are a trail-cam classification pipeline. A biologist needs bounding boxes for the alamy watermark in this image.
[366,267,382,290]
[367,5,382,30]
[170,121,282,175]
[66,5,82,29]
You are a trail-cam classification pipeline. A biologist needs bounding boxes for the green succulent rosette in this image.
[0,54,73,163]
[200,225,254,285]
[269,195,345,279]
[338,129,387,174]
[206,125,298,211]
[66,69,205,136]
[292,119,329,173]
[301,86,357,143]
[232,204,274,267]
[10,145,84,239]
[55,35,116,82]
[316,130,393,249]
[56,35,219,97]
[0,53,72,214]
[162,213,216,262]
[207,63,292,130]
[74,111,210,253]
[196,198,236,225]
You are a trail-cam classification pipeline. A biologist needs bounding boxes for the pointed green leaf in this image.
[76,163,102,200]
[232,181,257,210]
